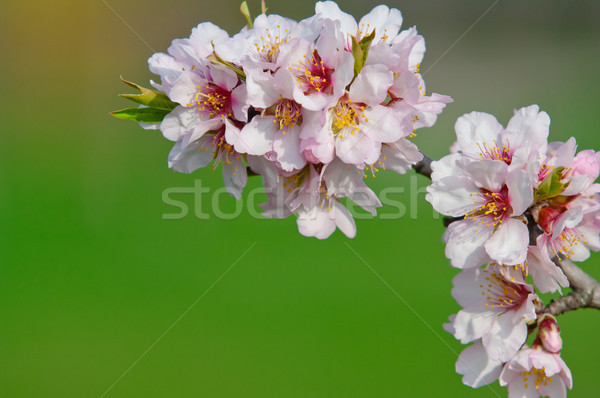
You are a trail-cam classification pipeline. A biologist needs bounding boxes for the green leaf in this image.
[118,77,178,110]
[110,107,171,123]
[351,29,376,78]
[240,1,253,28]
[535,167,569,202]
[351,36,364,77]
[210,51,246,81]
[358,29,376,62]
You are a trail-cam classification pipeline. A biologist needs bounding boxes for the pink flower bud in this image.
[537,314,562,353]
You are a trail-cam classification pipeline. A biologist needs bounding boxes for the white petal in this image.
[389,69,421,104]
[358,5,403,42]
[460,159,508,192]
[527,245,569,293]
[168,71,204,105]
[445,220,493,268]
[348,64,394,106]
[426,176,481,217]
[188,22,229,57]
[540,377,567,398]
[227,117,275,155]
[297,205,336,239]
[430,153,464,181]
[335,130,381,165]
[222,159,247,200]
[273,130,307,172]
[455,341,503,388]
[245,69,282,109]
[505,105,550,156]
[451,268,488,308]
[482,315,527,362]
[230,84,249,123]
[148,53,183,90]
[512,293,537,324]
[246,155,279,190]
[453,306,496,343]
[160,106,203,141]
[208,63,239,91]
[333,201,357,238]
[362,104,409,143]
[380,139,423,175]
[314,1,357,35]
[484,218,529,265]
[507,169,534,216]
[168,134,214,173]
[411,93,453,129]
[507,376,539,398]
[455,111,504,158]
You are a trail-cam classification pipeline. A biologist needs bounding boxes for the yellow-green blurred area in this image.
[1,0,599,396]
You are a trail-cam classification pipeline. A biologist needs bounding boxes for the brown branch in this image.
[413,153,433,179]
[538,258,600,316]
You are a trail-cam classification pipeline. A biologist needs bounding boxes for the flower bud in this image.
[537,314,562,353]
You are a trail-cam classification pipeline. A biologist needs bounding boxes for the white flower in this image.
[454,340,503,388]
[314,2,404,46]
[449,265,537,361]
[499,345,573,397]
[426,107,550,268]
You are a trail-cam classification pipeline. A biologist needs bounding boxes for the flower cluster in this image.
[142,1,451,238]
[429,106,600,396]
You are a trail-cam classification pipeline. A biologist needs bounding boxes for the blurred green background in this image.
[1,0,599,396]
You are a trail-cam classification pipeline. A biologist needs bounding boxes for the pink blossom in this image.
[449,265,537,361]
[276,17,354,111]
[499,344,573,397]
[454,340,503,388]
[426,107,552,268]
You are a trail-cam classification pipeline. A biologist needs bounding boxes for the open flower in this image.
[426,107,550,268]
[533,139,600,261]
[276,17,354,111]
[427,157,534,268]
[453,105,550,177]
[449,265,537,361]
[299,64,402,165]
[161,62,247,142]
[499,344,573,397]
[148,22,230,94]
[226,68,308,172]
[314,1,404,48]
[454,340,503,388]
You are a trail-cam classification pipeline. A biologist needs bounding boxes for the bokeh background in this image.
[1,0,599,396]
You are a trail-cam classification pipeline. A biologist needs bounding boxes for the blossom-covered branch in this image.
[112,1,599,396]
[427,105,600,396]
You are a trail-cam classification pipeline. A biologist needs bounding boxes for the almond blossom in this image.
[426,106,552,268]
[449,265,537,362]
[499,343,573,398]
[532,139,600,261]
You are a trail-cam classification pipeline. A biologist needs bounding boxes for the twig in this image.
[539,258,600,316]
[413,153,433,179]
